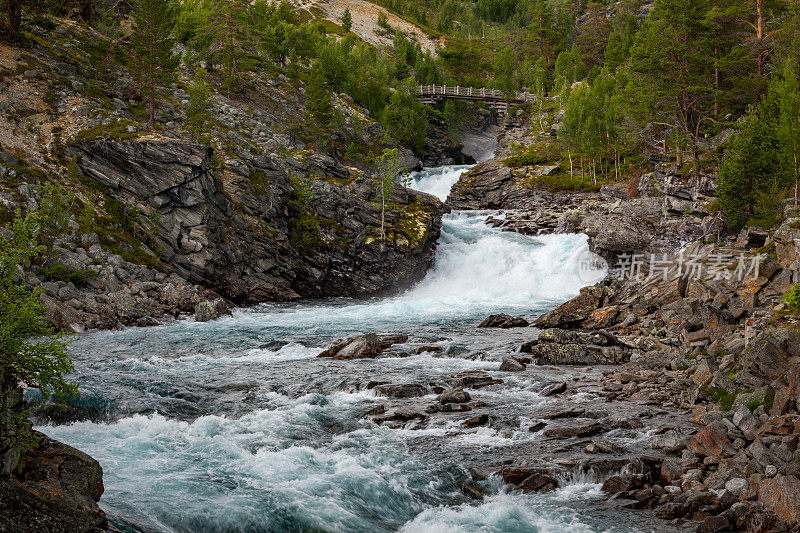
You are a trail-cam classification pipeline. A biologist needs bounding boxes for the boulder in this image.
[686,421,738,459]
[517,472,559,493]
[0,432,108,532]
[585,438,625,454]
[374,383,426,398]
[758,474,800,525]
[521,329,635,365]
[319,333,407,359]
[438,387,471,404]
[601,474,643,494]
[321,334,382,359]
[732,406,759,441]
[463,414,490,428]
[478,313,529,329]
[415,345,442,354]
[444,371,503,389]
[194,298,231,322]
[739,328,800,388]
[533,286,604,328]
[501,467,559,493]
[499,357,526,372]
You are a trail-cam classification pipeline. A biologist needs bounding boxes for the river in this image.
[38,165,667,532]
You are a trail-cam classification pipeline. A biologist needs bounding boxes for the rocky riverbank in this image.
[437,109,800,530]
[0,18,468,333]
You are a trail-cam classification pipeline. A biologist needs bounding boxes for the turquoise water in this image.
[38,168,664,533]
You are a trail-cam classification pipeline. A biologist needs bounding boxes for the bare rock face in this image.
[292,176,445,298]
[71,139,297,304]
[0,432,109,532]
[70,139,445,306]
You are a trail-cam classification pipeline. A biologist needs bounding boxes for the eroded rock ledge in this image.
[37,138,445,330]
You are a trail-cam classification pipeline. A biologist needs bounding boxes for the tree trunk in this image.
[756,0,764,76]
[8,0,21,36]
[381,186,386,242]
[568,149,573,176]
[79,0,94,22]
[148,98,155,130]
[714,48,720,120]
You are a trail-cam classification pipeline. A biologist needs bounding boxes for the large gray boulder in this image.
[738,328,800,388]
[0,432,109,532]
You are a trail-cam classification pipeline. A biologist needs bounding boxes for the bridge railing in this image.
[415,85,535,103]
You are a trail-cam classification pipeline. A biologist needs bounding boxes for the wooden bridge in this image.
[414,85,535,115]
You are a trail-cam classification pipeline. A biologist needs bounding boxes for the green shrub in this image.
[38,264,95,287]
[505,152,550,168]
[784,284,800,313]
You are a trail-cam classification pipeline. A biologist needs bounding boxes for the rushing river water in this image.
[38,166,665,532]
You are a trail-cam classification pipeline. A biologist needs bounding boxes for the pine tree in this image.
[195,0,253,97]
[306,64,333,150]
[493,46,516,95]
[718,107,779,228]
[576,2,611,71]
[628,0,715,177]
[342,8,352,32]
[186,68,214,142]
[375,148,406,242]
[131,0,179,129]
[525,0,564,66]
[773,59,800,204]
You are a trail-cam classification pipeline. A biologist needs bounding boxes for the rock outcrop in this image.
[0,432,109,532]
[44,139,445,329]
[478,313,529,328]
[521,328,638,365]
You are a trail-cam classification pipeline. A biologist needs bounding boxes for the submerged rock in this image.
[539,382,567,396]
[543,421,603,438]
[499,357,526,372]
[478,314,529,329]
[318,333,408,359]
[374,383,426,398]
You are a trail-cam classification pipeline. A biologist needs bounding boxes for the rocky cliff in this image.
[0,19,454,332]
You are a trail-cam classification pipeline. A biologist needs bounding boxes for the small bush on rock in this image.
[784,284,800,313]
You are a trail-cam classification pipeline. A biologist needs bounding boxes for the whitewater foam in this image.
[407,165,472,201]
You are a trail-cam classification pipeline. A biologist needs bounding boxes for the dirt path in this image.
[297,0,439,56]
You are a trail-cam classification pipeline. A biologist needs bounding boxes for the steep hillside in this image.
[0,16,449,331]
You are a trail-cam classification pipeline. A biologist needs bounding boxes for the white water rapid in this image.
[34,166,670,533]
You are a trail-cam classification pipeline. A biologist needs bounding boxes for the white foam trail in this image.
[407,166,472,201]
[400,491,605,533]
[226,215,603,331]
